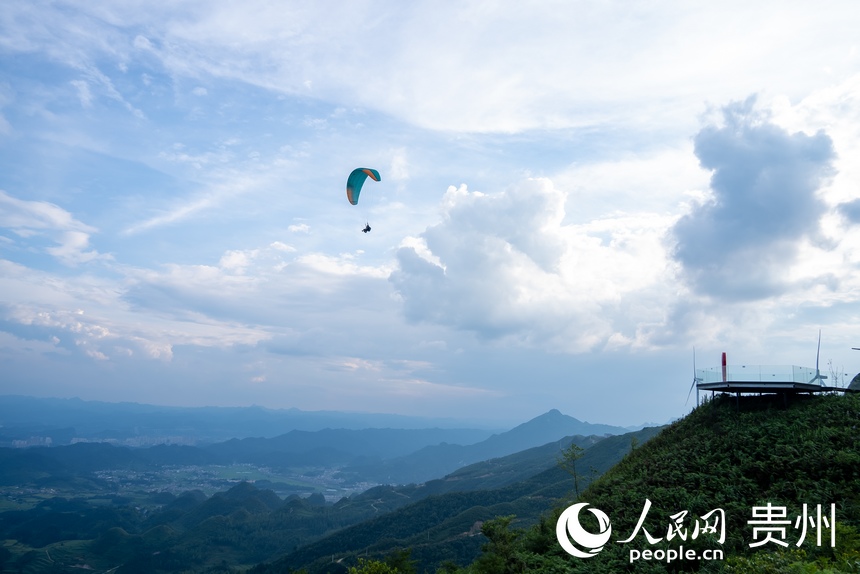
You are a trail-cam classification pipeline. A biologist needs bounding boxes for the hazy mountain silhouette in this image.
[339,408,629,484]
[0,395,499,445]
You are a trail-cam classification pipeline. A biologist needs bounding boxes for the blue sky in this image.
[2,2,860,427]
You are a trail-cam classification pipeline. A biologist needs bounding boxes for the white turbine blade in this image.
[686,348,697,405]
[816,329,821,373]
[686,378,697,405]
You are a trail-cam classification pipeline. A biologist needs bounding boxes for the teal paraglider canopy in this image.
[346,168,381,205]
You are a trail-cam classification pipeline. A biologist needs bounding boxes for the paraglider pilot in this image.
[346,168,380,235]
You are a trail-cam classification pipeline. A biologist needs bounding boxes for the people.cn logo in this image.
[556,502,613,558]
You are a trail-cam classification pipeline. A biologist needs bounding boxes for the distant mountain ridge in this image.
[338,408,630,484]
[1,409,630,489]
[480,408,624,449]
[204,427,495,468]
[0,395,502,445]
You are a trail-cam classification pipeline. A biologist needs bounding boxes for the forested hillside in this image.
[430,392,860,573]
[251,427,662,573]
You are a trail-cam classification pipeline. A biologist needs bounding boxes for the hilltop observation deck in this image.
[696,364,833,394]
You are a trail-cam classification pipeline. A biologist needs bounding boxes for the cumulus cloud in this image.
[390,179,675,352]
[670,97,836,300]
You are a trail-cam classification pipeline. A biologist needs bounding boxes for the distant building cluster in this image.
[11,436,52,448]
[2,434,199,448]
[70,435,198,447]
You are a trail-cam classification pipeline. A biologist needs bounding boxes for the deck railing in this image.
[696,365,821,385]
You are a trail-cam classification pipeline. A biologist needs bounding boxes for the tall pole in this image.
[722,352,727,383]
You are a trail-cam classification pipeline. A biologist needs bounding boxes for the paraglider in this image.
[346,168,380,233]
[346,168,380,205]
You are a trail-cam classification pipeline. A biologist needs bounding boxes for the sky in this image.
[2,1,860,428]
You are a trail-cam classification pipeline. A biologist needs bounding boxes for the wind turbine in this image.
[808,330,828,386]
[686,348,702,407]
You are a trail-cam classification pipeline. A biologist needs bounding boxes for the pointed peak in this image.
[530,409,567,421]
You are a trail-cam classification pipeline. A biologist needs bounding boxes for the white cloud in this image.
[7,2,855,135]
[0,329,67,357]
[389,148,410,182]
[555,146,710,222]
[70,79,93,107]
[0,190,108,265]
[46,231,108,265]
[0,257,271,364]
[133,34,153,51]
[219,249,257,272]
[0,190,86,230]
[374,377,499,399]
[122,166,280,234]
[297,252,392,279]
[391,179,678,352]
[671,97,837,301]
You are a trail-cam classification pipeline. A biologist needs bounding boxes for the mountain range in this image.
[0,418,661,573]
[0,395,504,445]
[1,407,631,491]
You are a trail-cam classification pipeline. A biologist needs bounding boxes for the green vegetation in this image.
[250,428,662,573]
[347,551,418,574]
[429,393,860,573]
[557,442,585,498]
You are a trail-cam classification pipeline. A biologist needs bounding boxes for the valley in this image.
[0,396,651,573]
